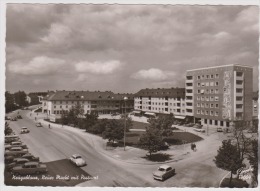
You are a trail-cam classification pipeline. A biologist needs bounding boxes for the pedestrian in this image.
[49,124,51,129]
[35,117,37,121]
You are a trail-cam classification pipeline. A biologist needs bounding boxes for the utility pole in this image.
[123,97,128,151]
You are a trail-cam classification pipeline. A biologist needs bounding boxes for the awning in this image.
[133,111,141,114]
[144,112,156,116]
[174,115,186,119]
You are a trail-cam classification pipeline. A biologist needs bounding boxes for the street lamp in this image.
[123,96,128,151]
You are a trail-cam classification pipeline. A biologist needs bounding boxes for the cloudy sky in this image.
[6,4,259,93]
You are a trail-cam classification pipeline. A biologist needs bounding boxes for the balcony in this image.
[236,100,243,105]
[236,108,243,113]
[236,84,243,89]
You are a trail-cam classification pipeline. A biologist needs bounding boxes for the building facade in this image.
[134,88,186,119]
[186,64,253,128]
[252,91,258,118]
[42,90,134,122]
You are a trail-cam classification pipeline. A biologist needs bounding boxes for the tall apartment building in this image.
[252,91,258,119]
[185,64,253,128]
[134,88,186,119]
[42,90,134,122]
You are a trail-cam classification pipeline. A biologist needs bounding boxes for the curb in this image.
[219,171,230,187]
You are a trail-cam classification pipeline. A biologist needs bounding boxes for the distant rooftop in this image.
[186,64,253,72]
[134,87,185,98]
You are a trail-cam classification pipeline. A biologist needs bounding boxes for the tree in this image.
[248,139,258,185]
[232,121,253,161]
[138,127,164,157]
[14,91,28,107]
[214,140,244,186]
[148,113,174,137]
[84,112,99,132]
[66,103,84,127]
[5,91,18,113]
[102,119,124,143]
[5,122,12,136]
[119,115,133,132]
[88,118,107,134]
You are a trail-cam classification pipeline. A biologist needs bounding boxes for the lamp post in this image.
[123,97,128,151]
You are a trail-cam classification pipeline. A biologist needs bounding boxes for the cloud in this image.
[75,60,124,74]
[131,68,176,81]
[8,56,65,75]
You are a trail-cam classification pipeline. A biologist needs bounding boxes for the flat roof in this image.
[186,64,253,72]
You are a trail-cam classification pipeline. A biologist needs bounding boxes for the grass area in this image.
[220,178,249,188]
[131,121,149,129]
[163,132,203,145]
[141,153,172,162]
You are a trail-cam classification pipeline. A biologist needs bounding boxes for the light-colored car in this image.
[153,165,175,181]
[21,127,30,134]
[193,128,206,133]
[6,158,30,171]
[20,153,40,162]
[5,141,27,150]
[5,146,29,157]
[12,162,48,175]
[36,122,42,127]
[217,127,223,132]
[69,154,86,167]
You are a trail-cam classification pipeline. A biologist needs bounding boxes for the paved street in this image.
[6,107,228,187]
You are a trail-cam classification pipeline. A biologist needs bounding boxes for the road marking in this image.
[219,171,230,187]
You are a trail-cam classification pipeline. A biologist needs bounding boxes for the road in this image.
[6,108,227,187]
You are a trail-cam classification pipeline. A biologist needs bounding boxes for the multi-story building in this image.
[134,88,186,119]
[186,64,253,128]
[42,90,134,122]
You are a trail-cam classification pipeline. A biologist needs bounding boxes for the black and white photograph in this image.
[1,0,259,189]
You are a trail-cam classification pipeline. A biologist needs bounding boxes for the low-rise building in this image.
[134,88,186,119]
[42,90,134,122]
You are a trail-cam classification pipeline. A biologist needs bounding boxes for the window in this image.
[226,122,230,127]
[197,83,201,87]
[210,111,214,116]
[211,74,214,79]
[206,89,209,94]
[197,89,201,94]
[206,103,209,108]
[215,96,219,101]
[206,75,209,79]
[201,110,204,114]
[210,96,214,101]
[54,111,56,114]
[206,82,209,87]
[54,106,56,109]
[210,103,214,108]
[60,105,62,108]
[206,97,209,101]
[215,120,218,125]
[215,74,219,78]
[215,103,219,108]
[210,120,212,125]
[197,76,201,80]
[201,96,204,101]
[215,111,219,116]
[206,110,209,115]
[201,83,205,87]
[215,82,219,86]
[210,89,214,94]
[204,119,207,123]
[201,103,204,107]
[197,110,200,114]
[215,89,219,94]
[220,121,223,126]
[197,103,200,107]
[201,75,204,79]
[197,96,200,101]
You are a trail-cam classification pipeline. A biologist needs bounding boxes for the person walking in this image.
[49,124,51,129]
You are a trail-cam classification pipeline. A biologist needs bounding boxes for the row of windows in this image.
[135,97,183,101]
[204,119,229,127]
[197,81,219,87]
[197,74,219,80]
[197,110,219,116]
[197,89,219,94]
[197,103,219,108]
[197,96,219,101]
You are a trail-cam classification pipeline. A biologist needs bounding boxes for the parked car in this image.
[193,124,203,129]
[17,115,22,119]
[5,146,29,157]
[36,122,42,127]
[69,154,86,167]
[5,155,14,164]
[153,165,175,181]
[217,127,223,132]
[20,127,30,134]
[12,162,48,175]
[6,158,30,171]
[5,116,11,120]
[193,128,206,133]
[185,123,195,127]
[11,117,17,121]
[6,141,28,149]
[21,153,40,162]
[5,135,20,144]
